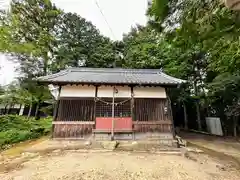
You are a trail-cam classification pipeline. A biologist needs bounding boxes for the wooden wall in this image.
[53,98,95,138]
[133,121,172,133]
[53,123,94,138]
[57,98,95,121]
[53,96,173,138]
[133,98,172,133]
[134,98,169,121]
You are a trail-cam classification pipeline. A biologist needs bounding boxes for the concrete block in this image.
[101,141,118,150]
[84,141,91,146]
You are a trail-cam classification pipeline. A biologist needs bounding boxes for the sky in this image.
[0,0,148,85]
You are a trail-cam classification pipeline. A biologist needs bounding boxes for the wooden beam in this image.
[54,138,84,140]
[93,129,133,133]
[133,121,172,125]
[130,86,135,121]
[53,121,95,125]
[42,81,178,88]
[166,88,175,136]
[53,86,62,121]
[52,85,62,138]
[94,86,98,129]
[59,97,95,100]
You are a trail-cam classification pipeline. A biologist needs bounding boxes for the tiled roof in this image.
[37,68,186,86]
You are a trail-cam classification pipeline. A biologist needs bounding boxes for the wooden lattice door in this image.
[95,98,132,131]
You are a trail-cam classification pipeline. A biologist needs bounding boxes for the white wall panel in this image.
[133,87,166,98]
[60,85,95,97]
[60,85,166,98]
[97,86,131,98]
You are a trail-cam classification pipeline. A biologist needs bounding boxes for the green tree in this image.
[147,0,240,135]
[122,25,164,69]
[0,9,36,54]
[9,0,62,75]
[1,0,120,119]
[0,85,4,95]
[52,12,117,71]
[0,0,62,118]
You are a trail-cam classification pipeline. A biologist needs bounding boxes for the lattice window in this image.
[57,98,95,121]
[96,98,131,117]
[134,98,168,121]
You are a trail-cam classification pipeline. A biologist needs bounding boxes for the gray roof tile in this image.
[37,68,186,85]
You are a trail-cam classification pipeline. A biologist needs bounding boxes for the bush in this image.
[0,115,52,149]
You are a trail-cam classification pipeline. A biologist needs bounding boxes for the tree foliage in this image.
[122,25,164,69]
[0,0,120,118]
[122,0,240,135]
[143,0,240,135]
[1,0,239,135]
[52,12,117,72]
[9,0,62,75]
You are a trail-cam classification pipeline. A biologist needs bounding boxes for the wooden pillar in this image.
[111,86,116,140]
[93,86,98,129]
[166,88,175,137]
[130,86,135,121]
[52,85,62,138]
[131,86,135,140]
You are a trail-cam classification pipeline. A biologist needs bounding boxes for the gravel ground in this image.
[0,151,240,180]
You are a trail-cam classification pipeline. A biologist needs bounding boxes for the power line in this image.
[94,0,117,40]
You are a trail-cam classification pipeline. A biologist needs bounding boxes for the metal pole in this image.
[111,86,115,140]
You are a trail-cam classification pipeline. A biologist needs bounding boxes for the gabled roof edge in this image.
[36,69,70,81]
[159,72,186,84]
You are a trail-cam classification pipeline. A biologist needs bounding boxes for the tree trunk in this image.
[196,102,202,131]
[27,104,32,119]
[183,102,188,130]
[43,54,48,76]
[233,117,238,137]
[34,103,39,119]
[6,103,12,114]
[18,104,22,114]
[4,104,8,114]
[193,78,202,131]
[19,104,25,116]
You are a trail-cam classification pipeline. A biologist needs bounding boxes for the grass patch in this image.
[0,115,52,150]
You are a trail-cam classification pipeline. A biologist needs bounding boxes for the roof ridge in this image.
[68,67,161,74]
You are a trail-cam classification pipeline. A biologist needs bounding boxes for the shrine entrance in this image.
[94,87,133,139]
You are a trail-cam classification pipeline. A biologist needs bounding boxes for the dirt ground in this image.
[181,132,240,162]
[1,150,240,180]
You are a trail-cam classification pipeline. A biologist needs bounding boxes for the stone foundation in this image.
[92,132,177,147]
[52,131,177,147]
